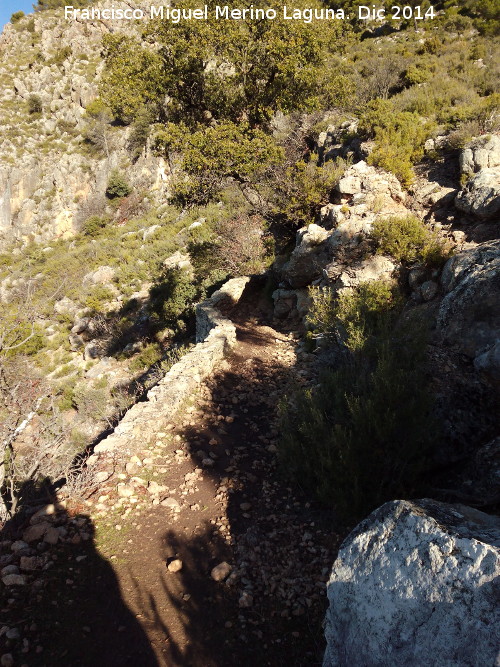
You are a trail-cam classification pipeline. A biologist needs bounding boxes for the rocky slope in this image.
[0,2,167,245]
[0,5,499,666]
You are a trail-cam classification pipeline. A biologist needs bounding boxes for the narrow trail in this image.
[102,289,343,667]
[1,287,344,666]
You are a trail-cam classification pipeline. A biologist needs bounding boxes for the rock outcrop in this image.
[91,277,249,457]
[276,162,411,319]
[323,499,500,667]
[437,240,500,370]
[0,2,168,246]
[281,223,331,288]
[455,135,500,219]
[459,134,500,176]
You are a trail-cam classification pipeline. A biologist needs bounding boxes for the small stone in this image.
[1,654,14,667]
[11,541,28,552]
[19,557,40,571]
[238,592,253,608]
[5,628,20,640]
[147,481,163,496]
[1,566,19,576]
[240,502,252,511]
[29,505,56,523]
[167,559,183,573]
[43,527,59,545]
[95,471,111,483]
[2,574,26,586]
[23,523,49,543]
[117,483,135,498]
[161,497,181,512]
[211,562,232,582]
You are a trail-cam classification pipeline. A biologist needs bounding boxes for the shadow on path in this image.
[0,482,158,666]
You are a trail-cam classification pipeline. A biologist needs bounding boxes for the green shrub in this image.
[273,156,348,225]
[128,107,153,160]
[280,282,434,521]
[307,280,401,351]
[280,333,433,521]
[371,215,428,262]
[155,121,284,206]
[27,94,43,115]
[48,46,72,65]
[105,170,131,199]
[404,65,431,86]
[149,267,198,328]
[10,11,25,23]
[81,215,110,237]
[84,286,115,313]
[360,100,435,186]
[371,215,452,265]
[129,342,162,372]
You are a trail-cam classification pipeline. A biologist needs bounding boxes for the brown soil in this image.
[1,289,345,667]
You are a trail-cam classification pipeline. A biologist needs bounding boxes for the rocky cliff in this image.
[0,2,167,245]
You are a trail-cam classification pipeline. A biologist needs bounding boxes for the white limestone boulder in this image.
[323,499,500,667]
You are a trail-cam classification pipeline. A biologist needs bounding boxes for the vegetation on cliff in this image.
[0,0,498,521]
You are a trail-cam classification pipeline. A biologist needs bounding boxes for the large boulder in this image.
[335,160,405,206]
[437,241,500,366]
[456,135,500,219]
[324,254,396,290]
[455,168,500,219]
[323,499,500,667]
[282,224,330,288]
[459,134,500,176]
[83,265,116,285]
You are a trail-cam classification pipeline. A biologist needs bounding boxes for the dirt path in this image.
[1,290,344,666]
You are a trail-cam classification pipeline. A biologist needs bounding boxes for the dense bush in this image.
[105,170,131,199]
[127,107,153,160]
[101,0,349,128]
[360,100,435,186]
[27,94,43,115]
[155,121,284,205]
[81,215,110,237]
[307,280,401,350]
[10,11,25,23]
[281,281,434,520]
[149,268,198,329]
[371,215,452,265]
[271,155,348,225]
[129,342,162,372]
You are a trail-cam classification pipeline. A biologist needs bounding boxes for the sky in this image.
[0,0,35,30]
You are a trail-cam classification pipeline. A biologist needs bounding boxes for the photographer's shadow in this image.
[0,480,158,667]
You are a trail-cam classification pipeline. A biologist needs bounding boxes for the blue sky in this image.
[0,0,35,30]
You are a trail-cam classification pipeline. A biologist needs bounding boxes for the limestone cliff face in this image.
[0,2,167,246]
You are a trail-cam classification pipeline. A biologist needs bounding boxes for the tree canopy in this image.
[100,0,351,127]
